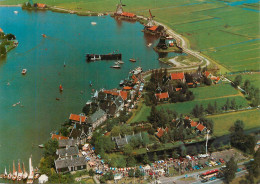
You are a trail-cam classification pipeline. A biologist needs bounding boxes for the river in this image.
[0,7,185,173]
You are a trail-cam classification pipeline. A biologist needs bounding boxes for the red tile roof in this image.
[171,72,184,80]
[69,114,87,122]
[165,127,169,133]
[148,26,158,31]
[205,71,211,78]
[175,88,182,92]
[103,90,119,96]
[187,83,193,85]
[190,121,198,127]
[123,86,133,90]
[121,12,136,17]
[37,3,46,8]
[51,134,69,140]
[185,116,190,120]
[156,128,164,138]
[196,124,206,131]
[132,75,138,83]
[120,90,128,101]
[155,92,169,99]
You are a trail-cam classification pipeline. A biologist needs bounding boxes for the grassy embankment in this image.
[1,0,259,73]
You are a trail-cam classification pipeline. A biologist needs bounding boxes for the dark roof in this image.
[86,109,106,124]
[57,146,79,157]
[112,132,142,148]
[114,96,124,109]
[58,139,77,148]
[69,124,88,140]
[55,157,86,169]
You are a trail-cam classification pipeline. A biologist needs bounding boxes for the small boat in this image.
[55,98,60,101]
[41,34,47,38]
[114,61,119,65]
[14,11,18,14]
[7,166,12,180]
[111,65,121,69]
[119,80,124,86]
[147,43,152,47]
[22,162,28,180]
[3,167,7,179]
[17,161,23,181]
[38,144,44,148]
[129,58,136,62]
[12,104,17,107]
[91,22,97,25]
[118,60,124,64]
[59,84,63,92]
[64,61,66,67]
[22,69,27,75]
[12,160,17,181]
[34,173,40,179]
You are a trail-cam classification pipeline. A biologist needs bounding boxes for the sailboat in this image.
[12,160,17,181]
[7,166,12,180]
[27,156,34,184]
[17,161,23,181]
[3,167,7,179]
[22,162,28,180]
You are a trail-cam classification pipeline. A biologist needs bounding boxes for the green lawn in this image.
[227,73,260,89]
[208,109,260,137]
[1,0,259,72]
[130,95,249,123]
[190,83,239,100]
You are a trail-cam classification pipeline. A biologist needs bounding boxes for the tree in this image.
[5,33,16,40]
[230,98,236,110]
[206,103,215,114]
[143,153,150,164]
[233,75,242,88]
[44,139,58,157]
[223,157,237,183]
[127,156,136,167]
[243,80,251,94]
[123,144,133,156]
[142,132,150,147]
[163,150,167,160]
[153,152,158,161]
[180,145,187,157]
[89,169,95,178]
[0,45,6,56]
[111,126,121,136]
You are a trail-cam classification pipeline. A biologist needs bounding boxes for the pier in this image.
[86,53,122,62]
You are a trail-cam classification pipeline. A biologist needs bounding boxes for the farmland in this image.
[208,109,260,137]
[1,0,259,72]
[130,83,249,123]
[227,72,260,89]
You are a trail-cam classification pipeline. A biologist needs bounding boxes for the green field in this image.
[1,0,259,72]
[208,109,260,136]
[227,73,260,89]
[130,95,249,123]
[190,83,239,100]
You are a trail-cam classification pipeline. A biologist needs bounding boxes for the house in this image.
[58,139,78,148]
[211,76,221,84]
[155,92,169,101]
[196,124,206,132]
[121,12,136,18]
[170,72,185,82]
[204,71,212,78]
[51,134,69,141]
[175,88,182,92]
[69,114,87,124]
[119,90,128,101]
[155,127,169,138]
[190,121,198,129]
[56,146,79,159]
[112,132,142,149]
[86,109,107,129]
[36,3,46,8]
[55,157,86,173]
[69,124,89,145]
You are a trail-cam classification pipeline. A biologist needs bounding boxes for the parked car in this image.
[219,158,225,163]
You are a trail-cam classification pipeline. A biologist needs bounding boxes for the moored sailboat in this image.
[3,167,7,179]
[7,166,12,180]
[12,160,17,181]
[27,156,34,184]
[22,162,28,180]
[17,160,23,181]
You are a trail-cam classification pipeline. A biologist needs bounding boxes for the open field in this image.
[227,72,260,89]
[208,109,260,137]
[130,95,249,123]
[1,0,259,72]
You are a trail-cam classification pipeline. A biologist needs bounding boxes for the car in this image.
[219,158,225,163]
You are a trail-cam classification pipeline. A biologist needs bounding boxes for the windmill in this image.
[147,9,155,27]
[116,0,125,15]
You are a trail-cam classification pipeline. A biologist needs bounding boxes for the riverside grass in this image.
[1,0,259,72]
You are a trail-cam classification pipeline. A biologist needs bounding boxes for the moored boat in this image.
[38,144,44,148]
[91,22,97,25]
[111,65,121,69]
[129,58,136,62]
[12,160,17,181]
[147,43,152,47]
[22,162,28,180]
[59,84,63,92]
[119,80,124,86]
[27,156,34,184]
[7,166,12,180]
[118,60,124,64]
[14,11,18,14]
[3,167,7,179]
[17,160,23,181]
[22,69,27,75]
[42,34,47,38]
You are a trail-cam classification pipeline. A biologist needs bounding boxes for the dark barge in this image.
[86,54,122,62]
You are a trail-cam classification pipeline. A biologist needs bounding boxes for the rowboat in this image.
[129,58,136,62]
[111,65,121,69]
[22,69,27,75]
